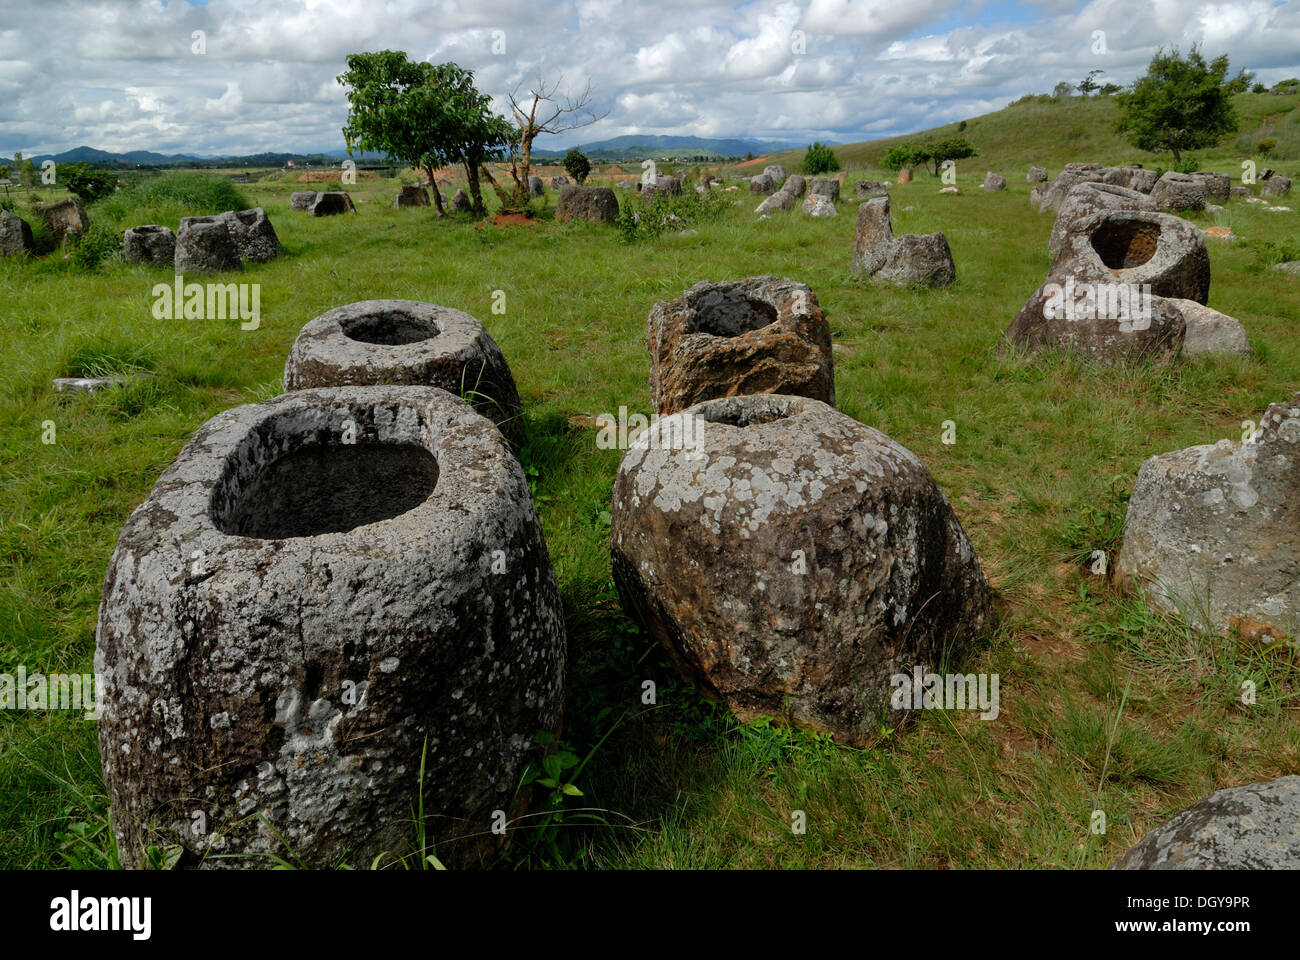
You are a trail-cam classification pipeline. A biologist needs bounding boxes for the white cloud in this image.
[1,0,1297,157]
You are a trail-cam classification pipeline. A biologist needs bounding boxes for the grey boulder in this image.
[1112,777,1300,870]
[0,210,34,256]
[851,195,955,288]
[290,191,317,211]
[309,191,357,216]
[1027,166,1049,183]
[175,216,242,274]
[1262,176,1293,197]
[610,393,991,747]
[556,185,618,224]
[802,193,837,217]
[217,207,281,263]
[123,225,176,267]
[807,177,840,202]
[394,184,430,207]
[1151,172,1208,212]
[982,172,1007,192]
[1117,392,1300,636]
[749,174,775,195]
[854,180,890,199]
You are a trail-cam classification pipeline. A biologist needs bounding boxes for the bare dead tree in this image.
[498,73,608,208]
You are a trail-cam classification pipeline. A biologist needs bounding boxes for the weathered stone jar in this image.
[95,386,566,868]
[283,300,523,441]
[647,277,834,416]
[610,394,991,746]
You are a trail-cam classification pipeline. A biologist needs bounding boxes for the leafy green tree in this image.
[802,141,840,175]
[338,51,510,216]
[919,137,976,176]
[61,164,118,203]
[1079,69,1103,96]
[881,143,924,172]
[563,148,591,184]
[1053,81,1074,99]
[0,165,10,180]
[1114,45,1238,163]
[19,159,35,187]
[1223,67,1255,94]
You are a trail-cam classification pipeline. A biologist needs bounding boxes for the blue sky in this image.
[0,0,1297,157]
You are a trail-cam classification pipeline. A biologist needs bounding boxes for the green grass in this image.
[1,132,1298,869]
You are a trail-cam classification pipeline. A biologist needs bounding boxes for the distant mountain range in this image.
[533,135,816,159]
[17,136,819,169]
[20,145,391,169]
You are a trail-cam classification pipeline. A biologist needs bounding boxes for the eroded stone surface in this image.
[556,185,618,224]
[1171,299,1250,357]
[851,195,955,287]
[290,191,316,211]
[95,386,565,869]
[42,197,89,245]
[124,225,176,267]
[1117,393,1300,635]
[394,184,430,208]
[647,277,834,416]
[283,299,523,439]
[175,216,241,274]
[1047,182,1158,263]
[1152,172,1208,212]
[309,191,356,216]
[1,210,34,256]
[1112,777,1300,869]
[610,394,991,746]
[217,207,281,263]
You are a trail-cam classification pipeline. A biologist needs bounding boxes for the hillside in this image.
[751,91,1299,175]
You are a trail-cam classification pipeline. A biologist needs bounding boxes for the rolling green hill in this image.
[749,91,1299,177]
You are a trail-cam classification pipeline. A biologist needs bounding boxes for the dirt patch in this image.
[490,213,538,227]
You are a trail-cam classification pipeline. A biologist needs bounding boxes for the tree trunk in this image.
[464,160,486,217]
[1171,146,1181,164]
[480,164,513,207]
[424,166,446,216]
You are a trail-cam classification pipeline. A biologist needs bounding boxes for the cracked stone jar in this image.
[95,386,565,868]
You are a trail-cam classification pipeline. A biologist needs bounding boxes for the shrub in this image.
[69,226,121,270]
[563,149,591,184]
[1258,138,1277,156]
[1174,155,1201,173]
[110,172,250,214]
[802,142,840,175]
[61,164,119,204]
[881,144,924,172]
[615,188,730,243]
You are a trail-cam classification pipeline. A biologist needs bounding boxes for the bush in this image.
[1174,155,1201,173]
[109,172,250,214]
[1258,138,1277,156]
[881,144,924,172]
[61,164,119,204]
[93,172,251,231]
[563,149,591,184]
[801,142,840,175]
[615,188,731,244]
[69,226,121,270]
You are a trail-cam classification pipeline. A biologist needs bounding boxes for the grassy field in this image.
[2,95,1299,869]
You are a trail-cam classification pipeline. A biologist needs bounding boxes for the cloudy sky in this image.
[1,0,1297,157]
